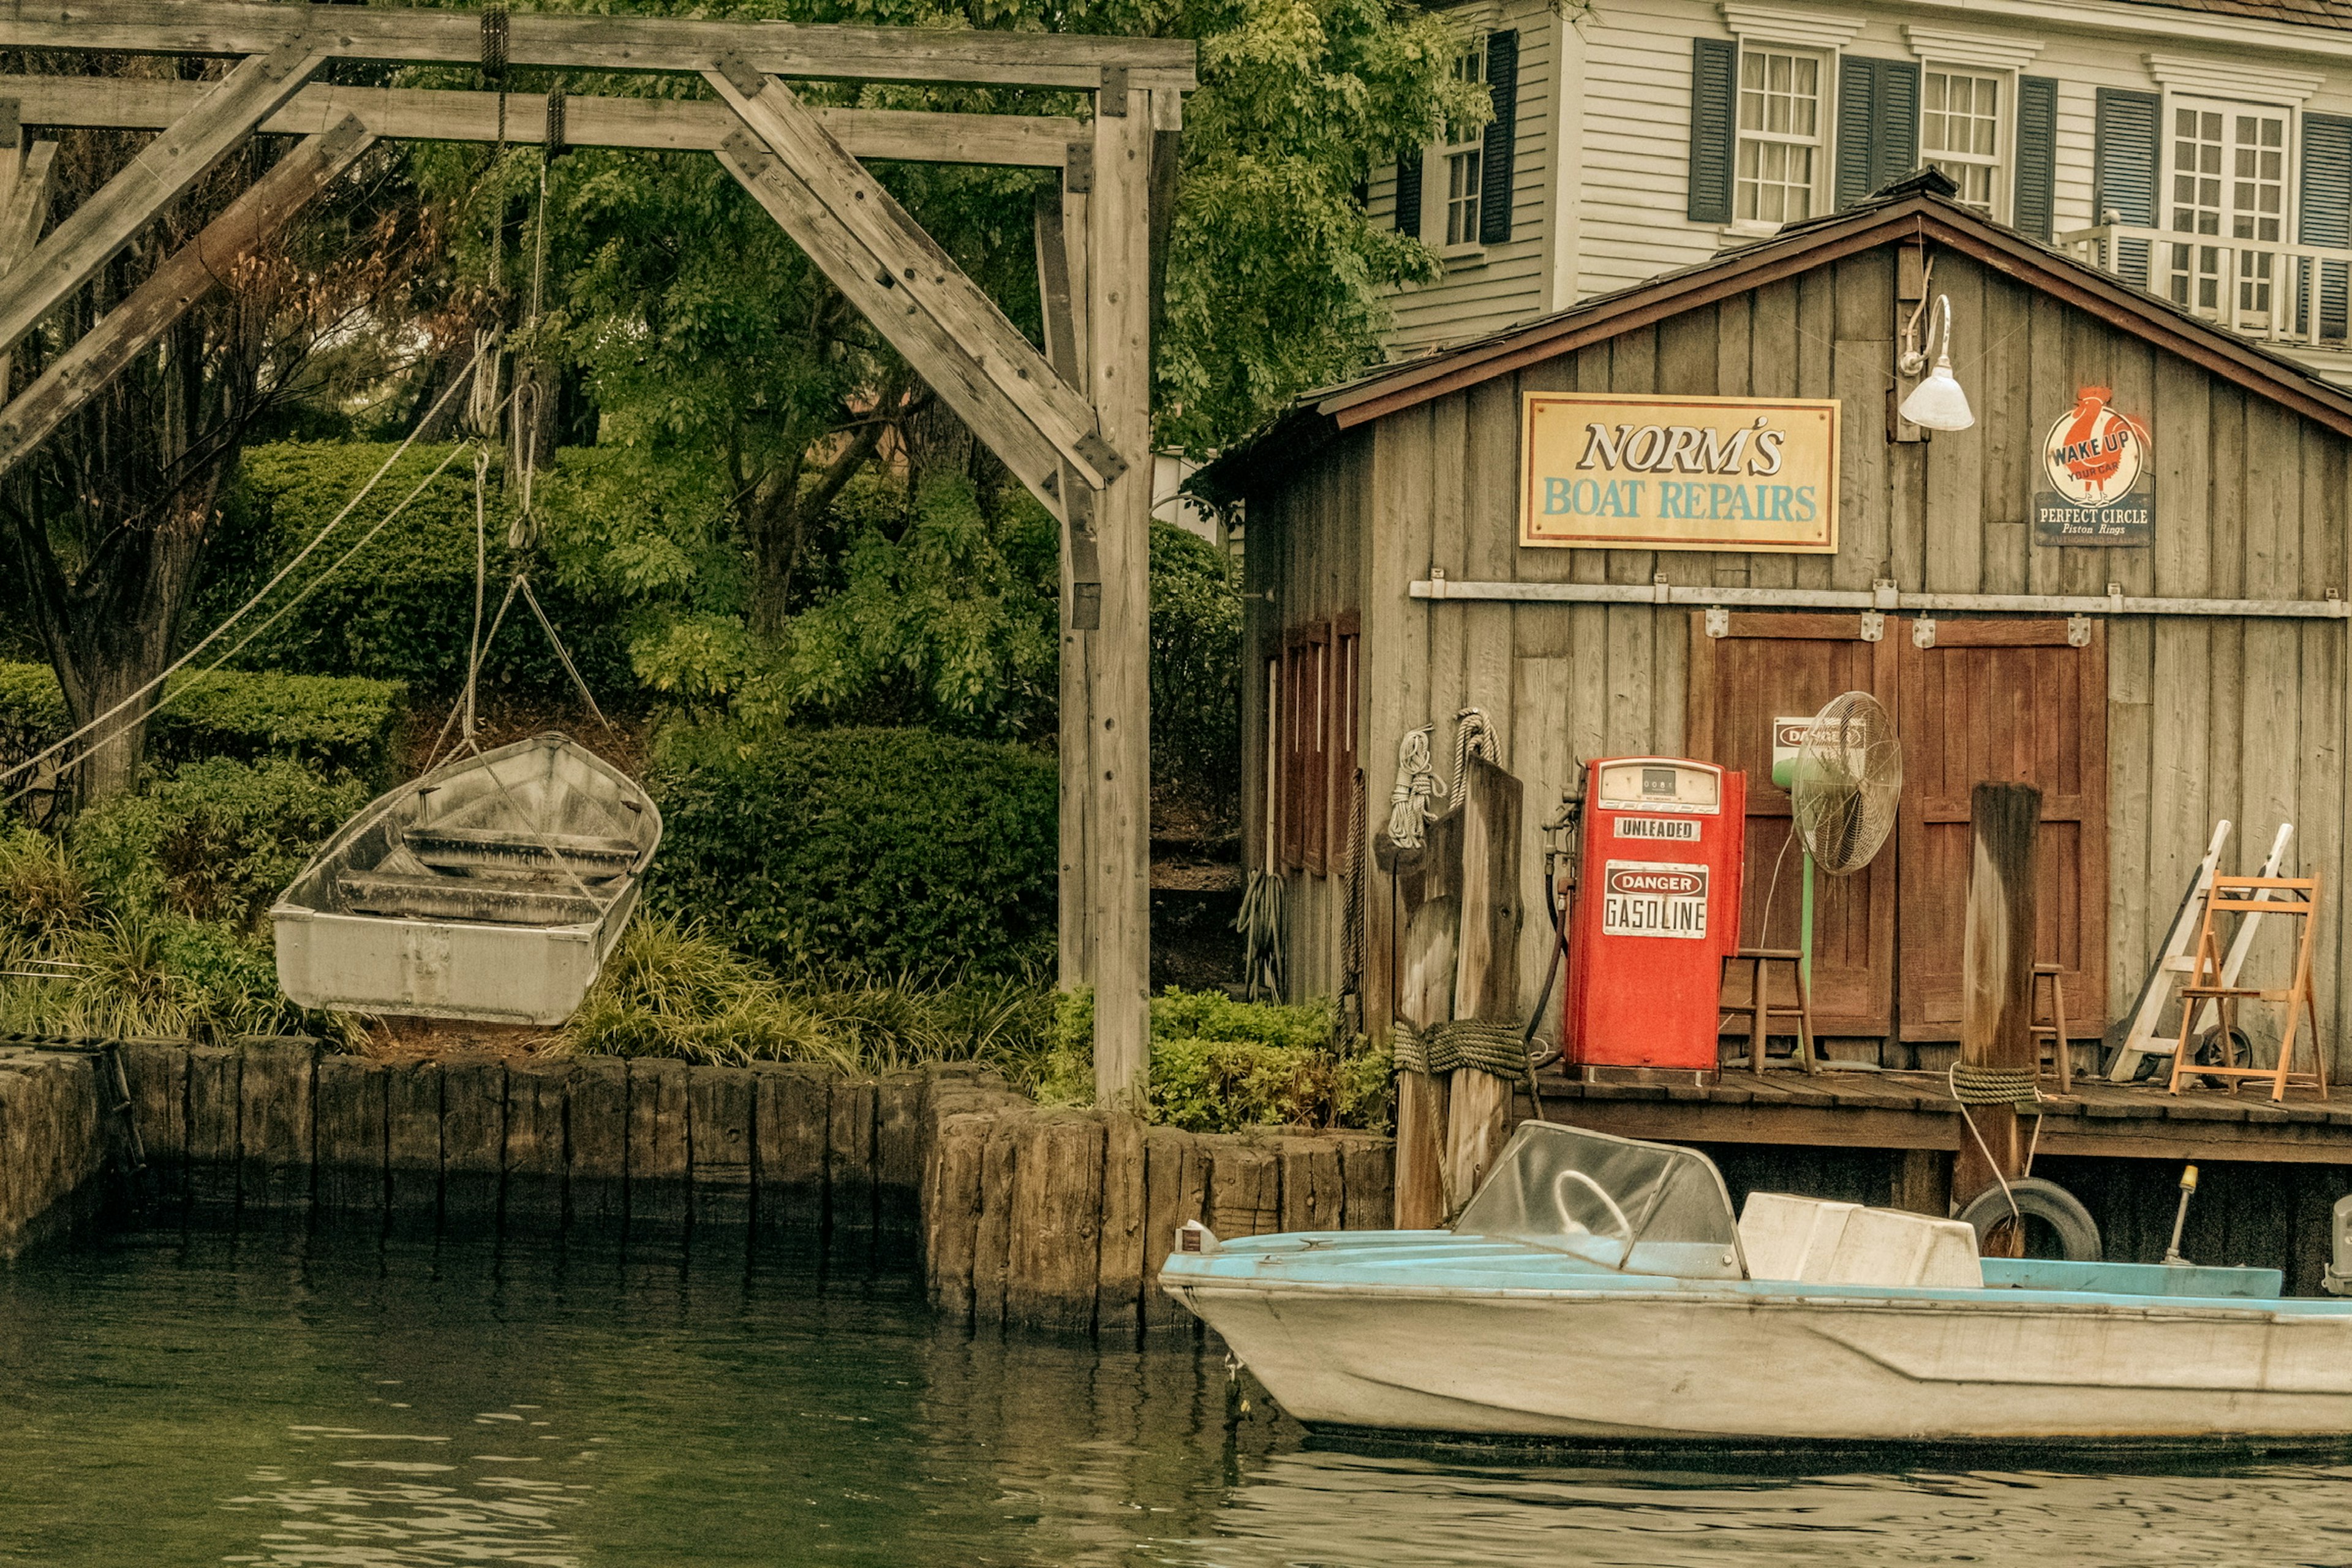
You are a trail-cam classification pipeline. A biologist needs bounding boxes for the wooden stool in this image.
[2030,963,2075,1092]
[2166,875,2329,1103]
[1723,948,1819,1076]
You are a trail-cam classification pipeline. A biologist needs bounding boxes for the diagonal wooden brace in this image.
[0,39,325,361]
[0,116,377,481]
[705,57,1126,494]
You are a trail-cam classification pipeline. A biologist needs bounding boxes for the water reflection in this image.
[2,1223,2351,1566]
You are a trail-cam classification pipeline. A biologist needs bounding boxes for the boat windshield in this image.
[1451,1123,1744,1278]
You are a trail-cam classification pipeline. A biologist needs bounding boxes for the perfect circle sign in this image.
[1520,391,1839,553]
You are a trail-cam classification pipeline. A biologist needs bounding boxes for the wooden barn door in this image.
[1686,612,1901,1038]
[1896,620,2108,1040]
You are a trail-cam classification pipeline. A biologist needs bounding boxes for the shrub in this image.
[1042,987,1392,1133]
[73,756,373,930]
[1150,523,1242,807]
[646,722,1058,979]
[192,441,635,703]
[0,908,309,1043]
[0,661,405,788]
[0,827,95,952]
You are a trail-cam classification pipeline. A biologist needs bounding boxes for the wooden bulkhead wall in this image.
[1245,241,2352,1074]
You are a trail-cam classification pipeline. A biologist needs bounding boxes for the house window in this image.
[1281,622,1332,873]
[1442,38,1488,246]
[1921,69,2001,213]
[2165,102,2288,320]
[1736,49,1823,225]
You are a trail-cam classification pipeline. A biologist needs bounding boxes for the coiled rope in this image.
[1948,1061,2044,1229]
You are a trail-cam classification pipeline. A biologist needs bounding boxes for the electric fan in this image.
[1775,691,1903,984]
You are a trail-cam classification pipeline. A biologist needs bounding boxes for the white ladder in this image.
[2106,820,2294,1082]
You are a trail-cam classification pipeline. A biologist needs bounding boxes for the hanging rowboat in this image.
[271,733,661,1025]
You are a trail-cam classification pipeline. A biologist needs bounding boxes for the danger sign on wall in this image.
[1600,861,1711,940]
[2033,385,2153,547]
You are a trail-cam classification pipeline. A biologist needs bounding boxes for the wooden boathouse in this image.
[1204,178,2352,1267]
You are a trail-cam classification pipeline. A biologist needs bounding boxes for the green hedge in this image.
[1042,988,1392,1133]
[647,722,1058,979]
[0,662,405,786]
[193,440,635,703]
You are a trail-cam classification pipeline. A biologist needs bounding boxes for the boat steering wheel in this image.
[1552,1168,1634,1261]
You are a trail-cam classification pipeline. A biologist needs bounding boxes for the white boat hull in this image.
[1170,1279,2352,1444]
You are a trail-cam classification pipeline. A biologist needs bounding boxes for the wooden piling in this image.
[1207,1140,1280,1238]
[1095,1112,1147,1336]
[314,1055,388,1216]
[235,1038,315,1208]
[752,1064,828,1244]
[503,1059,571,1224]
[922,1106,992,1319]
[969,1110,1023,1328]
[384,1061,443,1226]
[828,1076,879,1261]
[566,1057,629,1228]
[875,1072,925,1248]
[1387,810,1460,1229]
[440,1058,506,1227]
[626,1059,691,1236]
[1279,1136,1344,1233]
[184,1044,241,1208]
[1340,1136,1395,1230]
[1956,780,2042,1248]
[1444,756,1523,1209]
[687,1065,755,1231]
[121,1041,187,1198]
[1140,1124,1208,1328]
[1006,1110,1107,1332]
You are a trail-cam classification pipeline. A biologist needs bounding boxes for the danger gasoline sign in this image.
[1601,860,1709,940]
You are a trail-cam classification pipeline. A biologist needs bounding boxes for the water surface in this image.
[2,1224,2350,1566]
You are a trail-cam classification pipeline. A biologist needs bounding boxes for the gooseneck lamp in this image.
[1898,293,1974,432]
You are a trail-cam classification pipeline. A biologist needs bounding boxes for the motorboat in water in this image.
[272,733,660,1025]
[1159,1120,2352,1447]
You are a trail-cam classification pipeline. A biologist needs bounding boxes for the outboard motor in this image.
[2325,1194,2352,1296]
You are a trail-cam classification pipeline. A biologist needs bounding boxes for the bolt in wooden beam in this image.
[0,117,377,482]
[0,40,326,360]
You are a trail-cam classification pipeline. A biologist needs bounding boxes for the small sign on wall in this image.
[1520,391,1840,553]
[2033,386,2153,547]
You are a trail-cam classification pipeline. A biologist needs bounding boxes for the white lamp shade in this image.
[1899,361,1974,431]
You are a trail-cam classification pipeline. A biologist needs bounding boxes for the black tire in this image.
[1955,1177,2102,1261]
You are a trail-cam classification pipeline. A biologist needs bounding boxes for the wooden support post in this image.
[1955,781,2041,1249]
[0,138,57,396]
[1038,171,1096,990]
[1387,812,1461,1229]
[1086,81,1155,1112]
[0,41,325,360]
[1444,757,1523,1208]
[0,118,374,481]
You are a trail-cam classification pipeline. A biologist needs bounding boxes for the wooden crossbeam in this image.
[0,41,325,360]
[0,74,1082,168]
[0,139,59,392]
[0,116,377,481]
[709,62,1124,494]
[0,2,1198,92]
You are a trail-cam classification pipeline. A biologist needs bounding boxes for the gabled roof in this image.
[2126,0,2352,30]
[1199,179,2352,501]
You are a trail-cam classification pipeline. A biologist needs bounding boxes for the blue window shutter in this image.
[2302,112,2352,340]
[2013,76,2058,241]
[2095,88,2160,285]
[1872,59,1919,194]
[1479,29,1520,245]
[1395,148,1422,236]
[1836,57,1880,210]
[1688,39,1737,224]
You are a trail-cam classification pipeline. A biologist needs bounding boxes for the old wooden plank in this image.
[235,1038,314,1209]
[922,1107,995,1320]
[1207,1139,1281,1238]
[687,1065,756,1231]
[1445,756,1523,1208]
[626,1059,691,1237]
[1005,1111,1107,1332]
[752,1063,828,1243]
[313,1055,387,1217]
[120,1041,187,1199]
[827,1076,880,1261]
[565,1057,629,1230]
[1140,1125,1208,1330]
[502,1060,571,1225]
[437,1058,505,1227]
[970,1109,1026,1329]
[384,1063,443,1225]
[1278,1137,1345,1233]
[875,1071,925,1250]
[183,1044,240,1208]
[1096,1112,1147,1336]
[1340,1137,1396,1230]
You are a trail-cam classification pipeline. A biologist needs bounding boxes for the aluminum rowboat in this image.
[272,733,660,1025]
[1159,1123,2352,1446]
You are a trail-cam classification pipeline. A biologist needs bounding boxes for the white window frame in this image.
[1715,7,1863,239]
[1423,31,1491,259]
[1729,44,1830,233]
[1917,64,2010,223]
[2155,94,2297,329]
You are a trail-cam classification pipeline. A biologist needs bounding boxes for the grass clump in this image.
[1042,987,1392,1134]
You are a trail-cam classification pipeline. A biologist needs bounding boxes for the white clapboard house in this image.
[1379,0,2352,379]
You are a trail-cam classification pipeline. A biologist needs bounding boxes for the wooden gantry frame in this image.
[0,0,1191,1106]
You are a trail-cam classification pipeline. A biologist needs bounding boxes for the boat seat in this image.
[402,826,637,879]
[336,869,605,927]
[1739,1192,1982,1289]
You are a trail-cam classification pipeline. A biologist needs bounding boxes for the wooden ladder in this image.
[2165,874,2329,1103]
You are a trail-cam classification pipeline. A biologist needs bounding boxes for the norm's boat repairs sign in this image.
[1601,861,1711,940]
[1520,391,1839,553]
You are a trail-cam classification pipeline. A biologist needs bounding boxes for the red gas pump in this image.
[1563,757,1746,1079]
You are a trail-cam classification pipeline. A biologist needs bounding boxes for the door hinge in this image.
[1859,610,1885,643]
[2067,614,2093,647]
[1704,606,1730,638]
[1912,617,1937,649]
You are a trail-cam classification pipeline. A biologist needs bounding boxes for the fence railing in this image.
[2058,224,2352,349]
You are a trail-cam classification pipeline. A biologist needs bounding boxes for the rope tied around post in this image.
[1948,1061,2044,1228]
[1392,1017,1532,1080]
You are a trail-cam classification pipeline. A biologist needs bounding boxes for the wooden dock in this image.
[1525,1069,2352,1165]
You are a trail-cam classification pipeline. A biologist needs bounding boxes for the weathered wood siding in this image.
[1251,242,2352,1074]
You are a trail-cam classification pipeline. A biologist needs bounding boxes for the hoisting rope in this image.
[0,349,497,801]
[1948,1061,2045,1228]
